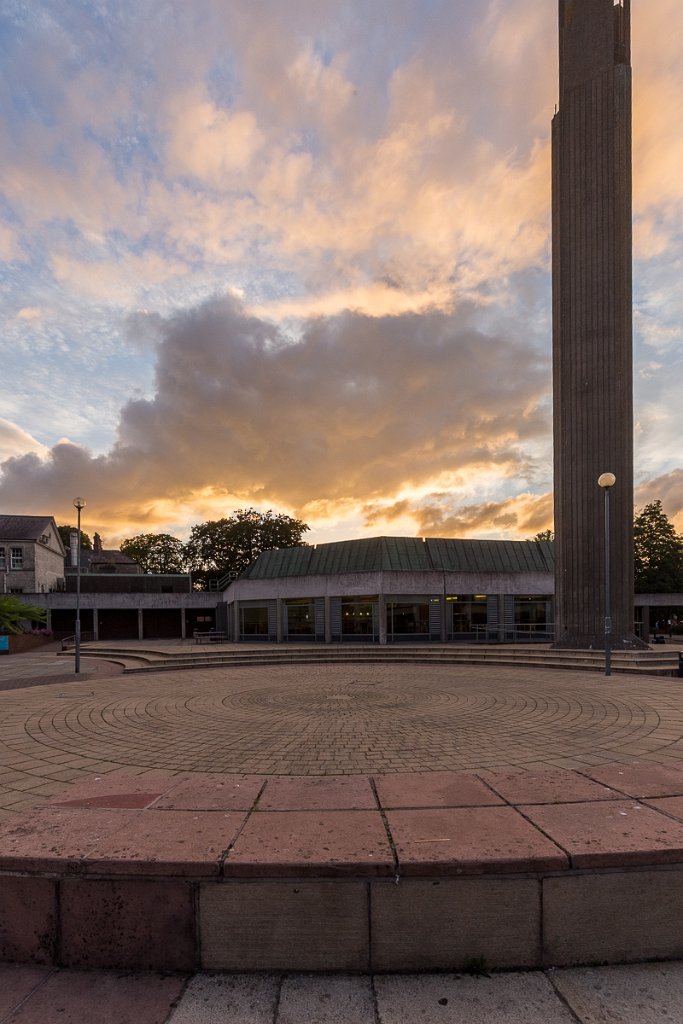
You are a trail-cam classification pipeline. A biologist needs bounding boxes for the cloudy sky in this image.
[1,0,682,546]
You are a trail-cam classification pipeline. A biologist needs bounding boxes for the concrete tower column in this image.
[552,0,641,648]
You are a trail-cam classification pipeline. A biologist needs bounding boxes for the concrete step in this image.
[61,643,680,676]
[5,766,683,973]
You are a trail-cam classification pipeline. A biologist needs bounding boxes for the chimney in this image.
[93,532,103,554]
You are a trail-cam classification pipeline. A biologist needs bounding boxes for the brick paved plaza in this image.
[2,658,683,818]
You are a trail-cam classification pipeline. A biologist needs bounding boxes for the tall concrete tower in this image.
[552,0,639,648]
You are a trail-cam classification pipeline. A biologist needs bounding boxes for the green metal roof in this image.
[241,537,554,580]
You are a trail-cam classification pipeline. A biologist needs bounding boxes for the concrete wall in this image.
[226,569,555,603]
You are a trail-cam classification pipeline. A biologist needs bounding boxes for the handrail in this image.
[61,632,95,651]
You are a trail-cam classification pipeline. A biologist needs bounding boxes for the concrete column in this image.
[233,602,240,643]
[378,594,387,645]
[93,608,99,641]
[137,608,144,640]
[640,606,650,644]
[45,608,52,631]
[440,593,447,643]
[276,599,283,642]
[180,607,186,640]
[324,597,331,644]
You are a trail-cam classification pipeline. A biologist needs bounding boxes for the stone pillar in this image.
[180,607,186,640]
[552,0,641,648]
[92,607,99,641]
[137,608,144,640]
[378,595,387,645]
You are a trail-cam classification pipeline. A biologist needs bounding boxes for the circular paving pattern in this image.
[2,663,683,796]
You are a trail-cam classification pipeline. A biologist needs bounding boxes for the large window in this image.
[0,547,5,570]
[386,600,430,638]
[285,599,315,636]
[10,548,23,570]
[448,595,488,638]
[341,599,377,637]
[514,596,552,637]
[240,606,269,636]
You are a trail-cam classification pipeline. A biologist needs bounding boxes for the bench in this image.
[193,630,226,644]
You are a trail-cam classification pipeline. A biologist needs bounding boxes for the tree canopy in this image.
[185,508,310,584]
[0,595,47,634]
[57,524,92,550]
[634,500,683,593]
[120,533,187,573]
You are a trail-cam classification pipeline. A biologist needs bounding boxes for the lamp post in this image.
[73,497,86,674]
[597,473,616,676]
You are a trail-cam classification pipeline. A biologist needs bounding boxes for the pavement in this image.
[4,960,683,1022]
[2,649,683,818]
[3,646,683,1021]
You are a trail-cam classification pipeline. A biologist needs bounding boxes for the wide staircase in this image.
[60,640,682,676]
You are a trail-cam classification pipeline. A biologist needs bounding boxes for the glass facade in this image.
[448,595,488,639]
[514,596,552,638]
[386,600,430,639]
[341,599,377,638]
[240,606,269,636]
[285,599,315,637]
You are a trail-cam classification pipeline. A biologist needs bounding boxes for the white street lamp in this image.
[597,474,616,676]
[73,497,86,673]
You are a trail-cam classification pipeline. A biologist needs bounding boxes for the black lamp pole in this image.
[597,474,616,677]
[73,497,86,674]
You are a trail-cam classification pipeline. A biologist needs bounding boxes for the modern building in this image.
[221,537,555,644]
[0,515,66,594]
[552,0,638,647]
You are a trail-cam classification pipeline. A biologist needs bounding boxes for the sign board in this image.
[0,635,9,653]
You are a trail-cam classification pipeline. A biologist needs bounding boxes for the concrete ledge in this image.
[4,765,683,971]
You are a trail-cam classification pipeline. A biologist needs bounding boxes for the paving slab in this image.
[374,771,503,808]
[83,809,247,876]
[1,968,187,1024]
[374,972,578,1023]
[154,774,264,810]
[257,775,376,810]
[167,973,279,1024]
[386,806,567,874]
[582,762,683,798]
[481,768,618,804]
[0,964,52,1019]
[551,961,683,1023]
[49,772,180,809]
[224,810,393,876]
[277,974,376,1024]
[522,799,683,867]
[0,806,138,872]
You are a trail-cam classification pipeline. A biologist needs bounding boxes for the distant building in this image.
[221,537,556,644]
[0,515,66,594]
[65,532,142,576]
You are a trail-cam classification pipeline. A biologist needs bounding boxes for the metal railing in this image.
[61,632,95,652]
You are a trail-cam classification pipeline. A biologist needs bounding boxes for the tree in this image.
[633,500,683,593]
[185,508,310,585]
[120,533,187,574]
[533,530,554,542]
[57,524,92,550]
[0,595,47,634]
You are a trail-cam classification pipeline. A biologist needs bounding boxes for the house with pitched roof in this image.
[0,515,66,594]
